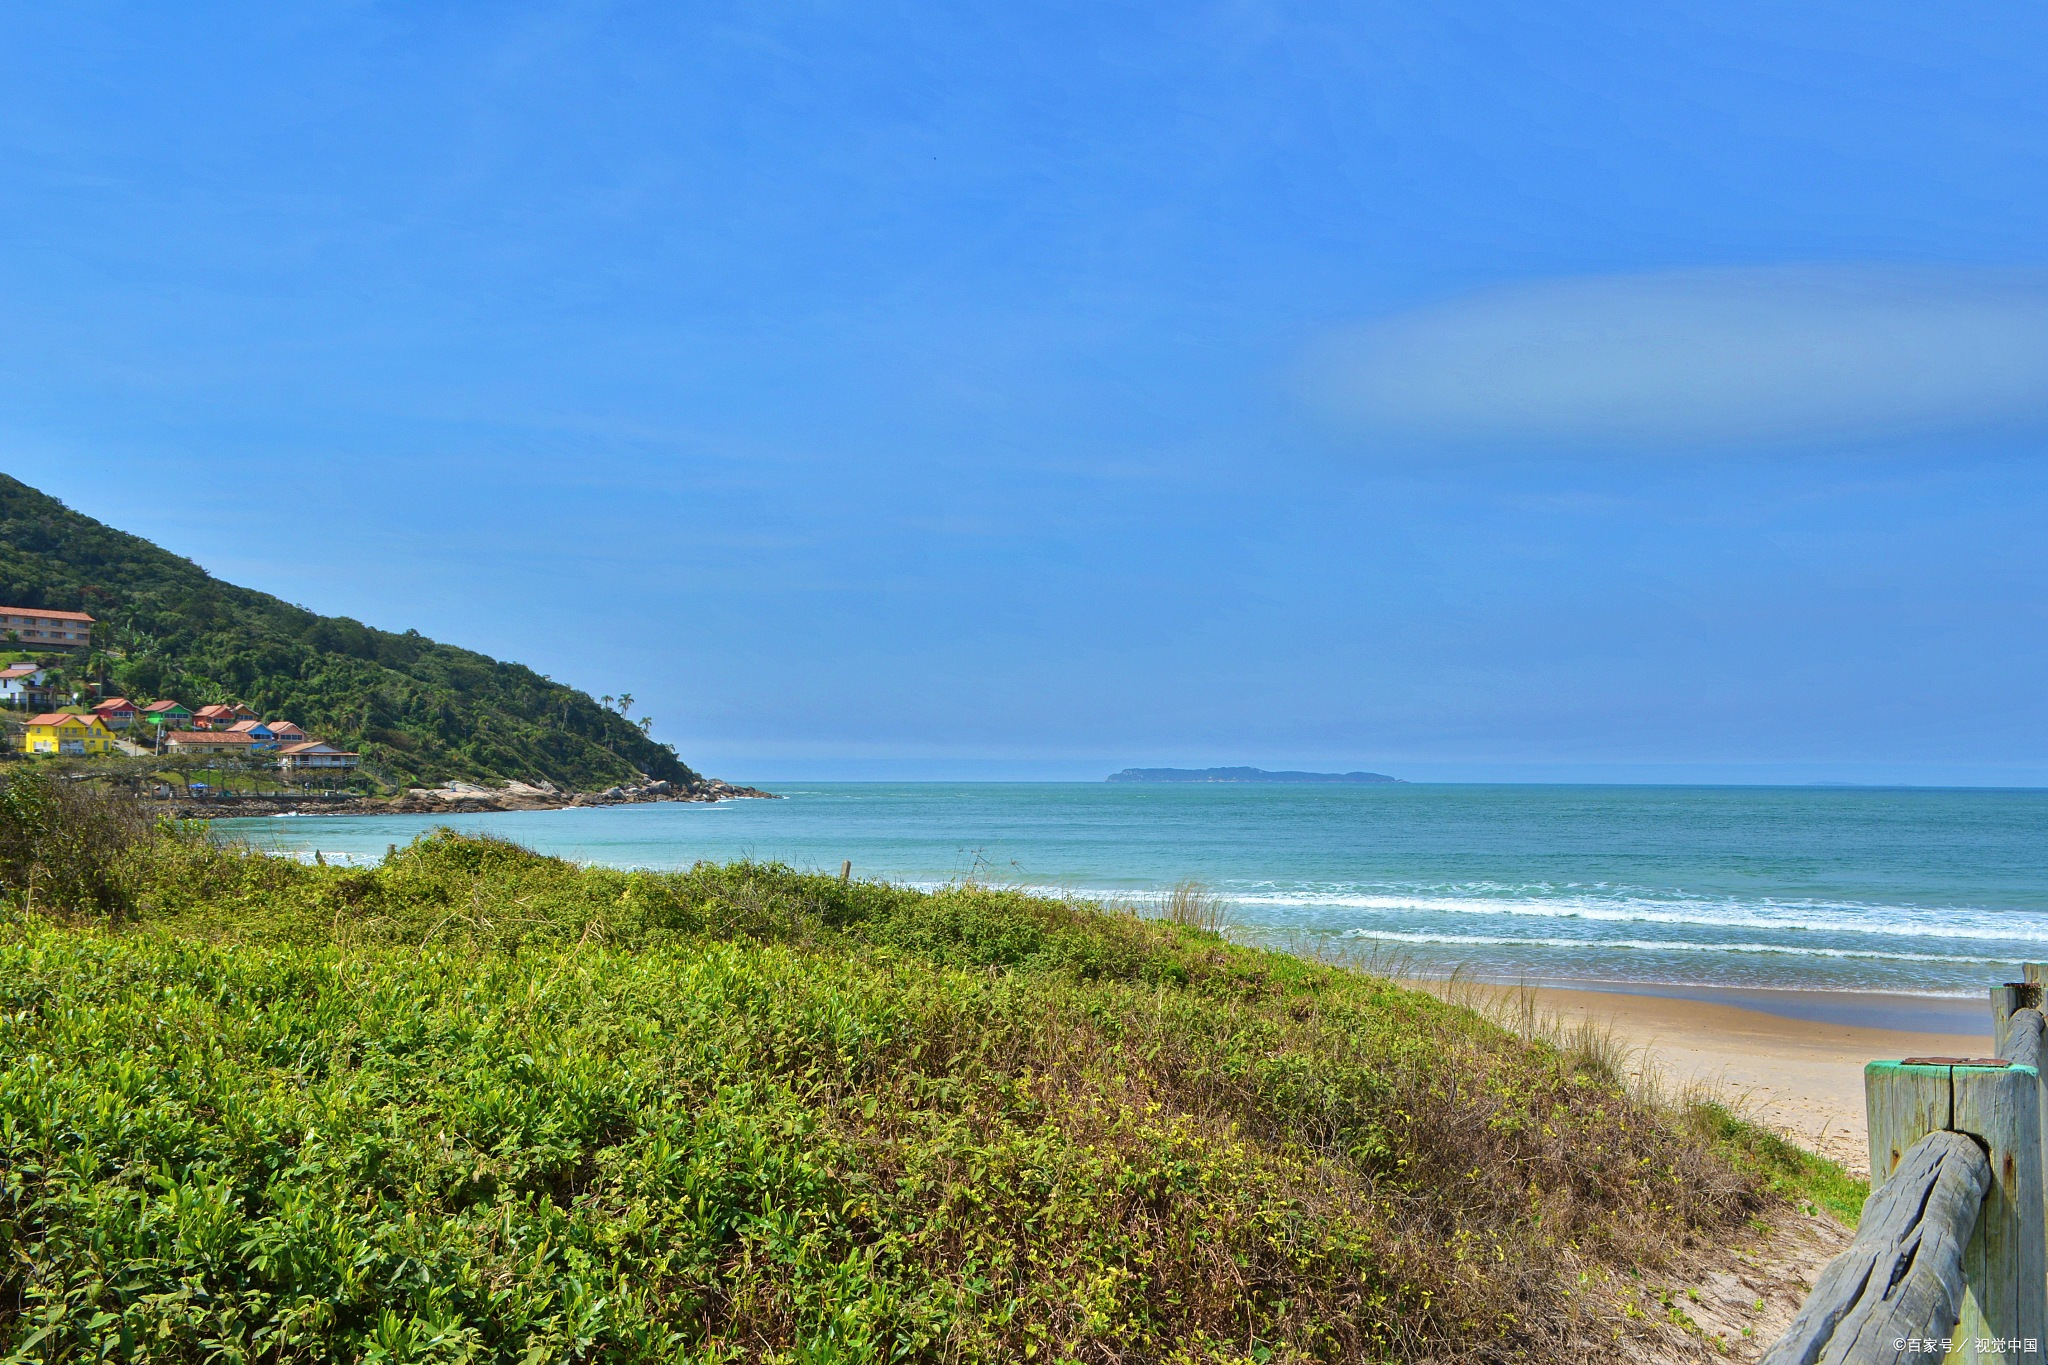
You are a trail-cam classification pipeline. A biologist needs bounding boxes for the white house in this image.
[278,740,359,770]
[0,664,51,709]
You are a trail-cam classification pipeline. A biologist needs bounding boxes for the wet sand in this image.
[1451,982,1995,1176]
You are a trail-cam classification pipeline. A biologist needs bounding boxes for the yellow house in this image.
[22,711,115,755]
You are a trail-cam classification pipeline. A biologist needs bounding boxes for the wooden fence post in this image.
[1866,1053,2046,1363]
[1995,983,2045,1057]
[1760,1130,1989,1365]
[2001,1003,2048,1359]
[1952,1061,2046,1355]
[1761,988,2048,1364]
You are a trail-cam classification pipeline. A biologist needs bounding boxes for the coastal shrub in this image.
[0,827,1790,1362]
[1684,1099,1868,1225]
[0,769,157,919]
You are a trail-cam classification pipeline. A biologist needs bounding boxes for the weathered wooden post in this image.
[1763,1127,1991,1364]
[1953,1060,2046,1353]
[1994,980,2045,1056]
[2001,1002,2048,1350]
[1761,989,2048,1364]
[1863,1050,2046,1362]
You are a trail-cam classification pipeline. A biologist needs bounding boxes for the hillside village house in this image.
[1,663,52,709]
[163,730,256,755]
[0,606,93,650]
[226,719,278,749]
[22,711,114,755]
[167,730,357,771]
[139,700,193,729]
[91,697,139,730]
[278,740,359,770]
[18,686,344,770]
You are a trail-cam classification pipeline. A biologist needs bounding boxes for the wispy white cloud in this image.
[1308,265,2048,449]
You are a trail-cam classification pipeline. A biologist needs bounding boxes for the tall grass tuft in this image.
[1427,969,1869,1225]
[1158,877,1231,934]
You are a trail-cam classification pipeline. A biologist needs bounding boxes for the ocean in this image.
[219,782,2048,1000]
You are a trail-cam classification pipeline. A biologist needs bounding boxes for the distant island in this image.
[1107,766,1404,784]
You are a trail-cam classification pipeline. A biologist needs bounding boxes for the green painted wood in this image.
[1866,1060,1953,1182]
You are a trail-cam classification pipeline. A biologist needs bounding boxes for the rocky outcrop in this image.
[157,775,777,819]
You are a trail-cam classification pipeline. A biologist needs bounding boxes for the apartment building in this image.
[0,606,93,649]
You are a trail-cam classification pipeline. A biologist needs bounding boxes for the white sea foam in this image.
[1210,887,2048,944]
[917,876,2048,949]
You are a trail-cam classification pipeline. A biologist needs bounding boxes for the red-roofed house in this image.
[140,700,193,726]
[164,730,256,753]
[91,697,140,730]
[0,606,93,650]
[189,702,257,729]
[21,712,113,755]
[265,720,307,745]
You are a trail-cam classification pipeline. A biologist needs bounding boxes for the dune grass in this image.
[1157,879,1232,936]
[1291,946,1873,1233]
[0,779,1837,1362]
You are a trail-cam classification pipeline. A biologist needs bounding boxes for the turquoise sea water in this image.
[219,783,2048,997]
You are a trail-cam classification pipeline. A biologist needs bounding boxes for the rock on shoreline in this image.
[155,776,778,819]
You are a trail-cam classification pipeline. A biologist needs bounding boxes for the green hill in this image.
[0,473,701,791]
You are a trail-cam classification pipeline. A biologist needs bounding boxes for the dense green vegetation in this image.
[0,776,1853,1362]
[0,474,698,790]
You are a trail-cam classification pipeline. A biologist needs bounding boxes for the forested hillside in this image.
[0,473,700,790]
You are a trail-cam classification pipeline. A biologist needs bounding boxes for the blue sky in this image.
[3,3,2046,783]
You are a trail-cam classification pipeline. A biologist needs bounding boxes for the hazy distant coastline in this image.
[1106,766,1403,784]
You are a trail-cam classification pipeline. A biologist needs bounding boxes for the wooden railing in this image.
[1762,972,2048,1364]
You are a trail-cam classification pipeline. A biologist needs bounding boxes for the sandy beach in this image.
[1451,982,1996,1176]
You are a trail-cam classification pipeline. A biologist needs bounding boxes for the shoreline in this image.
[1437,980,1994,1175]
[1433,976,1990,1033]
[155,777,778,820]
